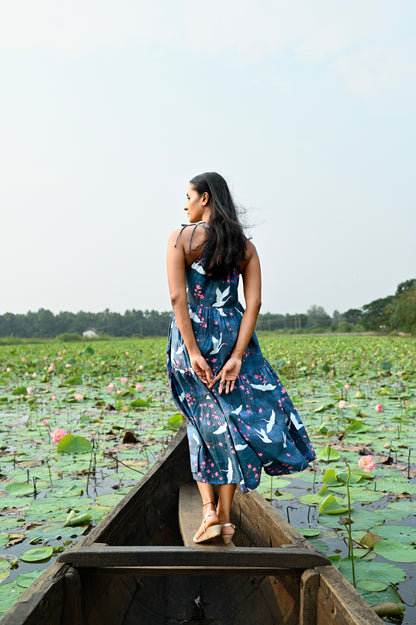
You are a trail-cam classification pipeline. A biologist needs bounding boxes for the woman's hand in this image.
[209,357,242,395]
[190,354,214,387]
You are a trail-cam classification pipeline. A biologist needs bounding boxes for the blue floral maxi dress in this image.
[167,226,316,493]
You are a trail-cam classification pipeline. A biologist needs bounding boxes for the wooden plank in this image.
[179,482,235,548]
[80,424,191,548]
[62,567,83,625]
[58,545,330,569]
[316,565,383,625]
[234,488,317,550]
[299,569,319,625]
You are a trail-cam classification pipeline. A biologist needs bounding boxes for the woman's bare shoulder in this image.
[244,239,259,262]
[168,223,207,253]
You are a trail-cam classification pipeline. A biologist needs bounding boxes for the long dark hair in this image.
[189,172,247,277]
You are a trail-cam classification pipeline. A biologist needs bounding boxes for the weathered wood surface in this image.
[57,544,330,570]
[179,482,235,548]
[80,572,293,625]
[299,569,319,625]
[316,564,383,625]
[62,567,83,625]
[80,423,191,548]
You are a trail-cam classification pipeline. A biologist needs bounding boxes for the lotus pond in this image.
[0,334,415,623]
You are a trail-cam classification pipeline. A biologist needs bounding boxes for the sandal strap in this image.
[202,501,216,507]
[202,510,219,529]
[221,523,235,529]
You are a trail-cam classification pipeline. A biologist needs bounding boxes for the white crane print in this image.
[212,286,231,308]
[210,333,225,355]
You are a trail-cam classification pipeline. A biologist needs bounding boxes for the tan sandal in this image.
[221,523,236,545]
[193,509,221,544]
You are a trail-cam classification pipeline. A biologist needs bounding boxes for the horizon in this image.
[1,1,415,316]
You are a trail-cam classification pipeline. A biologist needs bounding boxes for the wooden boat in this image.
[2,423,383,625]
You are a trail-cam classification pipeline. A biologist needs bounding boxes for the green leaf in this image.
[318,494,349,515]
[374,539,416,562]
[347,420,372,434]
[322,468,339,486]
[15,570,43,588]
[4,482,34,497]
[316,445,341,462]
[130,398,149,408]
[63,511,92,527]
[339,556,405,586]
[298,529,322,538]
[167,413,183,426]
[370,524,416,544]
[12,386,28,396]
[64,375,83,385]
[357,579,387,592]
[21,546,53,563]
[57,434,92,454]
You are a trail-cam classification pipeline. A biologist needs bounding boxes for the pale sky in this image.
[1,1,415,317]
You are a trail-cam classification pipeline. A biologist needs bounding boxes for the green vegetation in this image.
[0,279,414,340]
[0,335,415,621]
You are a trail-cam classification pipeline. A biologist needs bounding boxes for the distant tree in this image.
[361,296,394,331]
[332,310,341,325]
[389,284,416,333]
[341,308,363,325]
[305,305,332,328]
[396,279,416,296]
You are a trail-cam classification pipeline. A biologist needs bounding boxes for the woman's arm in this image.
[209,242,262,395]
[166,230,213,386]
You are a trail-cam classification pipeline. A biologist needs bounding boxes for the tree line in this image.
[0,279,414,339]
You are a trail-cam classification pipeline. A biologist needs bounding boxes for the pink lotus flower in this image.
[43,356,48,361]
[344,384,350,390]
[25,372,29,377]
[116,389,123,395]
[107,383,114,391]
[338,400,346,409]
[135,383,143,391]
[26,387,34,395]
[42,419,49,426]
[48,363,55,372]
[6,367,11,372]
[119,377,128,383]
[32,373,37,378]
[125,351,129,355]
[65,363,72,368]
[57,357,63,361]
[62,349,66,354]
[21,357,26,362]
[51,395,57,400]
[73,393,84,401]
[358,455,376,473]
[51,427,67,443]
[375,404,383,413]
[138,365,144,370]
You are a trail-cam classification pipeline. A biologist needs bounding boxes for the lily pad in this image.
[57,434,92,454]
[21,546,53,563]
[316,445,341,462]
[373,539,416,562]
[15,570,43,588]
[339,556,406,586]
[4,482,34,497]
[318,494,348,515]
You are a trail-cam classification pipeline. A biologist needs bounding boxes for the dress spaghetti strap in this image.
[174,221,208,254]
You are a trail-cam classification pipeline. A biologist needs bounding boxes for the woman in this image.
[166,172,315,544]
